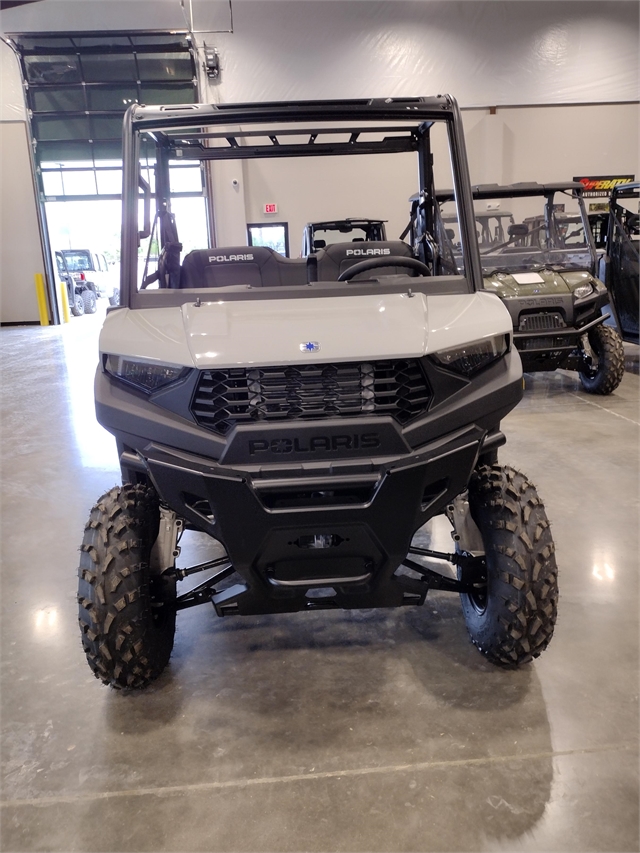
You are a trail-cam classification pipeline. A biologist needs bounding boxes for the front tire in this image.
[108,288,120,306]
[77,484,176,689]
[71,293,84,316]
[578,324,624,395]
[82,289,98,314]
[460,464,558,666]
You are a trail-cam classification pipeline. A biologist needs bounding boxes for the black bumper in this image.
[136,423,491,614]
[94,350,522,614]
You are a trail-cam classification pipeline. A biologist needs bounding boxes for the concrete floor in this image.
[1,305,638,852]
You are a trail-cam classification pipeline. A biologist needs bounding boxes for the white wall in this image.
[0,40,44,323]
[197,0,638,106]
[211,102,639,251]
[0,123,46,323]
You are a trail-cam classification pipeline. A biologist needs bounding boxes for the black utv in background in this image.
[600,182,639,345]
[301,218,387,256]
[434,182,625,394]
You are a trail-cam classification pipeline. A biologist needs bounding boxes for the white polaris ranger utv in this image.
[78,96,558,688]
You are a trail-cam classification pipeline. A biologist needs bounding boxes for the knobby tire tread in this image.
[463,464,558,667]
[77,484,175,689]
[579,325,624,395]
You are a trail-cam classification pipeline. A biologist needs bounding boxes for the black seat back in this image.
[314,240,415,281]
[180,247,307,288]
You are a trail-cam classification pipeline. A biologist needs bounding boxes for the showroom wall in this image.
[0,40,45,324]
[236,102,639,253]
[0,0,637,309]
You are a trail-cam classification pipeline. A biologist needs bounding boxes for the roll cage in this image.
[119,96,483,309]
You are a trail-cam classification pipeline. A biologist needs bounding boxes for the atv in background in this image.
[434,182,625,394]
[55,250,97,316]
[302,218,387,256]
[601,183,639,345]
[78,97,558,690]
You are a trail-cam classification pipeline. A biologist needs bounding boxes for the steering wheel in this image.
[337,256,431,282]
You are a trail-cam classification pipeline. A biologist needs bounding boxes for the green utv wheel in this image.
[461,464,558,666]
[578,324,625,395]
[77,484,176,689]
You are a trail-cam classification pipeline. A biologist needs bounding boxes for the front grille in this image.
[518,312,566,332]
[519,336,573,350]
[191,360,431,435]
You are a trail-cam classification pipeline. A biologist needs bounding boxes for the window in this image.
[247,223,289,257]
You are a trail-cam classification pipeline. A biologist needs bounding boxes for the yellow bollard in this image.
[34,273,49,326]
[59,276,71,323]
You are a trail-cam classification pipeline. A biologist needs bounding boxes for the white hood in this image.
[99,291,512,369]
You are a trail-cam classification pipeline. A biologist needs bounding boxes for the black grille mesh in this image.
[518,312,566,332]
[191,360,431,435]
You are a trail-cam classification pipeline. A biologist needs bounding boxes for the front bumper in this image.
[134,423,494,614]
[95,350,522,613]
[502,289,609,372]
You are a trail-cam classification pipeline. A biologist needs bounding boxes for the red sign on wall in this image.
[573,175,635,198]
[264,203,278,214]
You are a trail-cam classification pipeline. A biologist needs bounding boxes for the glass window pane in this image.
[62,171,98,195]
[74,37,132,47]
[248,225,287,256]
[96,169,122,195]
[92,141,123,160]
[42,171,64,196]
[35,116,90,141]
[137,53,193,81]
[24,55,80,84]
[139,82,195,105]
[32,87,86,112]
[168,198,208,257]
[169,164,203,194]
[131,36,190,47]
[20,38,74,50]
[81,54,137,83]
[90,115,126,141]
[87,86,138,111]
[39,141,93,161]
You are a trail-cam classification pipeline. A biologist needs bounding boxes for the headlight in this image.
[104,354,189,392]
[573,283,594,299]
[431,333,510,377]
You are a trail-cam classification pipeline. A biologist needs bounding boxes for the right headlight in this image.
[430,333,510,377]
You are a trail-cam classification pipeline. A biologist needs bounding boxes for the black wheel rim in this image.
[467,560,488,614]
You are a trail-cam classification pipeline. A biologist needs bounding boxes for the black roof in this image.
[307,218,387,231]
[436,182,585,202]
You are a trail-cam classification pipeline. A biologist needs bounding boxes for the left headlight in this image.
[104,354,189,393]
[573,282,594,299]
[430,333,510,377]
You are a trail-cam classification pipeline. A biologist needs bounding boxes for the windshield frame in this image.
[120,97,482,310]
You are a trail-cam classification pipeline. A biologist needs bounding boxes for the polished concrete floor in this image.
[1,305,638,852]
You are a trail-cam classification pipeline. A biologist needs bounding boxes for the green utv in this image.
[432,182,625,394]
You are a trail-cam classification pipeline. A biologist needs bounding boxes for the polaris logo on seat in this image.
[248,433,381,455]
[345,248,391,257]
[208,253,254,263]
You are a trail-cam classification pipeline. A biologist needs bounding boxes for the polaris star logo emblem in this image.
[300,341,320,352]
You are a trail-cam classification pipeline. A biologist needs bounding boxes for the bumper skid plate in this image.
[144,425,485,615]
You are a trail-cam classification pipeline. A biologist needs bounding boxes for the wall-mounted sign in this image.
[264,203,278,214]
[573,175,635,198]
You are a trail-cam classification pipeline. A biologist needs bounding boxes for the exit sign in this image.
[264,202,278,214]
